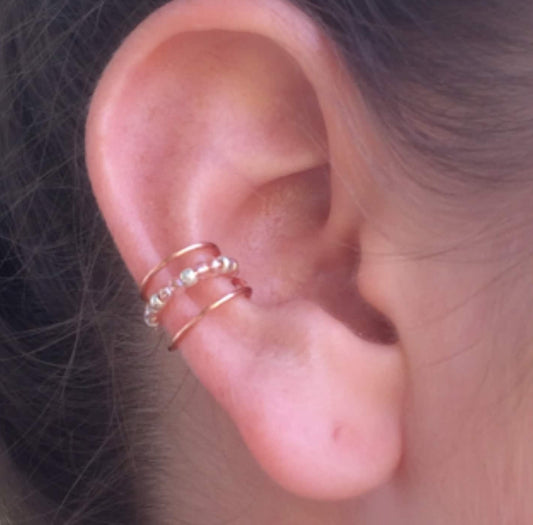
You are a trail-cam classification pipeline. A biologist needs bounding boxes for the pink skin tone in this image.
[85,0,533,523]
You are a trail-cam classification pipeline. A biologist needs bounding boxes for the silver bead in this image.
[144,307,159,328]
[210,258,223,273]
[229,259,239,274]
[218,256,233,274]
[180,267,198,287]
[149,293,165,310]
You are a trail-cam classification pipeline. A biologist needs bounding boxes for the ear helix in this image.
[140,241,252,349]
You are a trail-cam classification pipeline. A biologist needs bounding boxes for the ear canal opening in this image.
[346,294,399,345]
[314,244,399,346]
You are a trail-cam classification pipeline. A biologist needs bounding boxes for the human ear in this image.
[85,0,405,501]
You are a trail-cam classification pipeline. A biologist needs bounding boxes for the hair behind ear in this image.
[0,1,165,522]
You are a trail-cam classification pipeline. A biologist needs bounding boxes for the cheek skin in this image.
[358,199,533,522]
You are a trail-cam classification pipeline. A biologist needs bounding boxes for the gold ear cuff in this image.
[140,242,252,349]
[169,279,252,350]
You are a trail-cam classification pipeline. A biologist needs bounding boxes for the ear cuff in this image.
[140,242,252,350]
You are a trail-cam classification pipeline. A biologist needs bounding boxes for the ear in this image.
[86,0,405,501]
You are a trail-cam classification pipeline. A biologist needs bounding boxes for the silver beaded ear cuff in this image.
[140,241,252,349]
[143,254,239,328]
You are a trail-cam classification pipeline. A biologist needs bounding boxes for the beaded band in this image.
[169,281,252,351]
[143,254,239,327]
[140,241,220,301]
[140,242,252,349]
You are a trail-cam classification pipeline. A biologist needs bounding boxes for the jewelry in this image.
[140,241,220,300]
[140,242,252,346]
[143,254,239,327]
[169,279,252,351]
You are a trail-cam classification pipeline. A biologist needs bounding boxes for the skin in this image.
[85,0,533,522]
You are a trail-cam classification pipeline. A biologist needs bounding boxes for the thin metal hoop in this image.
[169,285,252,351]
[140,242,220,300]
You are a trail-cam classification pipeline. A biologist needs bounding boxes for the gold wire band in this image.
[169,285,252,351]
[140,242,220,300]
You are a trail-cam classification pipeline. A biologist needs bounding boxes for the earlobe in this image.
[86,0,405,501]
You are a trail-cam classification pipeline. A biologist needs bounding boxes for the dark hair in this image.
[1,0,532,522]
